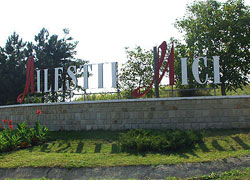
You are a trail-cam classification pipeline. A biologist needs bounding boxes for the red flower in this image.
[8,120,12,125]
[3,119,7,124]
[37,110,42,115]
[0,123,1,129]
[9,125,13,131]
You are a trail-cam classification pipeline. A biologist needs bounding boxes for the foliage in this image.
[30,28,87,103]
[119,129,202,153]
[76,92,119,101]
[0,28,86,105]
[185,167,250,180]
[175,0,250,95]
[0,32,27,105]
[0,120,48,153]
[173,40,214,97]
[119,46,154,99]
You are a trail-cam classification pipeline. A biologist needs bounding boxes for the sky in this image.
[2,0,249,66]
[0,0,249,93]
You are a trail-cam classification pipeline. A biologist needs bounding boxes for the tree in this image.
[32,28,87,102]
[0,32,27,105]
[175,0,250,95]
[173,39,212,97]
[119,46,154,98]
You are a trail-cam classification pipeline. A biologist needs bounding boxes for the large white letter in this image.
[181,58,188,85]
[79,64,92,89]
[98,63,103,88]
[192,57,208,84]
[111,62,118,88]
[44,69,52,92]
[54,67,63,92]
[67,66,77,90]
[213,56,221,84]
[36,70,41,93]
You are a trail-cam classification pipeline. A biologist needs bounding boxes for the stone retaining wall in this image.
[0,96,250,131]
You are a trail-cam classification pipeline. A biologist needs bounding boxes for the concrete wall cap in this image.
[1,95,250,109]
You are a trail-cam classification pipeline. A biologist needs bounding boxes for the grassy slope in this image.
[0,129,249,168]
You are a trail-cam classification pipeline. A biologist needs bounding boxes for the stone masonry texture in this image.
[0,95,249,131]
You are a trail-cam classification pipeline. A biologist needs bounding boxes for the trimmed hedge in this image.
[119,129,203,153]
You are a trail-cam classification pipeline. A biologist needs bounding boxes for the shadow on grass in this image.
[187,149,200,158]
[111,144,120,154]
[56,142,71,153]
[94,143,102,153]
[232,136,249,150]
[29,146,34,152]
[230,145,236,151]
[198,142,210,152]
[212,140,225,151]
[201,129,249,137]
[41,143,49,152]
[76,141,84,153]
[177,152,189,159]
[48,130,120,142]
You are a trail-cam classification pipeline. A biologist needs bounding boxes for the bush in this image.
[0,120,48,152]
[119,129,202,153]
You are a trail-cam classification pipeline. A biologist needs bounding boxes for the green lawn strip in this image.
[165,167,250,180]
[5,179,58,180]
[0,130,249,168]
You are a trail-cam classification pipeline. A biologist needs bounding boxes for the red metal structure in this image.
[133,41,175,98]
[17,56,35,103]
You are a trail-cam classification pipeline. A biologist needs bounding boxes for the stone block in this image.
[86,125,92,130]
[191,123,200,129]
[168,111,176,118]
[124,112,129,119]
[231,122,240,128]
[111,112,121,120]
[136,112,144,119]
[124,124,131,129]
[242,109,250,116]
[239,122,250,128]
[176,123,184,129]
[144,112,153,119]
[183,123,191,130]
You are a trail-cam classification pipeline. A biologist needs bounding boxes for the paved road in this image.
[0,156,250,180]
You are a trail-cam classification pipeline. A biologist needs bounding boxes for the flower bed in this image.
[0,110,48,153]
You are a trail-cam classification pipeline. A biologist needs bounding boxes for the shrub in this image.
[119,129,202,153]
[0,120,48,152]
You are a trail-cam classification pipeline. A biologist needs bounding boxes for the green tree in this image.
[173,39,212,97]
[32,28,86,102]
[175,0,250,95]
[119,46,154,98]
[0,32,27,105]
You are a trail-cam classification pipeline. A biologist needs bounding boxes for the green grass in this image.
[226,85,250,96]
[75,85,250,101]
[6,179,58,180]
[160,85,250,97]
[165,167,250,180]
[0,129,249,168]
